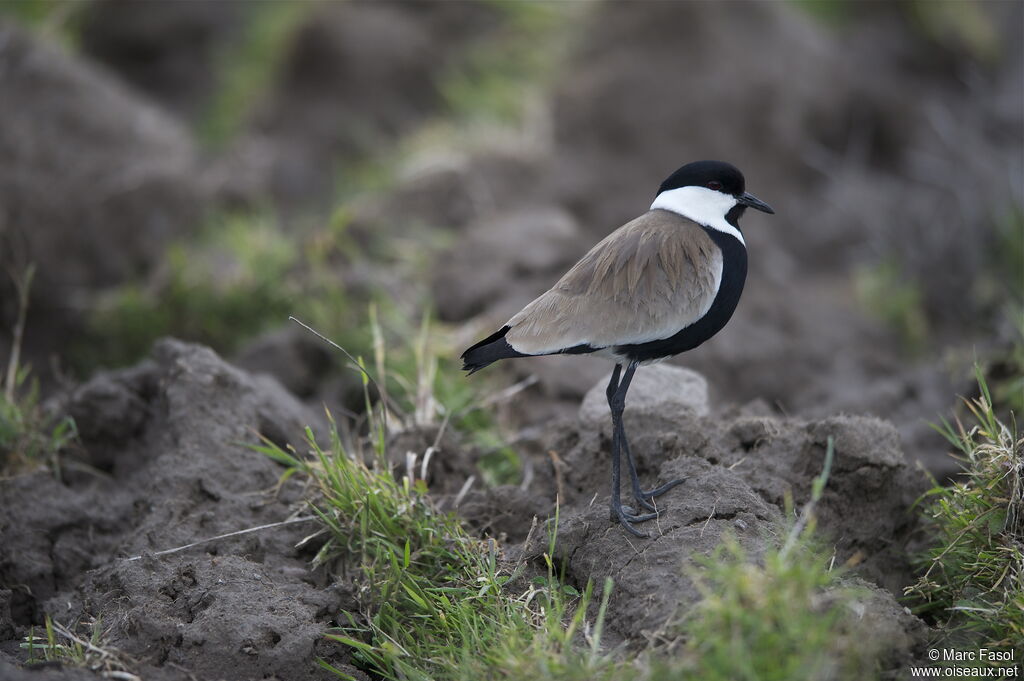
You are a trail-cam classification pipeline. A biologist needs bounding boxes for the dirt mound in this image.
[0,339,356,679]
[0,345,930,678]
[0,22,208,371]
[516,364,928,662]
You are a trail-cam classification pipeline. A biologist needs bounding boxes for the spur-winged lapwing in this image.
[462,160,774,536]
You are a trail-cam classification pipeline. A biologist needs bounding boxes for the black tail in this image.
[461,325,528,374]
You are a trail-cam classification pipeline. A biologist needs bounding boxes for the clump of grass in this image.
[1,266,77,476]
[0,0,83,47]
[655,439,877,681]
[787,0,855,27]
[255,404,625,681]
[981,207,1024,417]
[21,615,133,676]
[73,211,353,372]
[905,369,1023,652]
[669,538,870,681]
[199,2,311,146]
[0,363,78,477]
[906,0,1001,63]
[988,318,1024,418]
[439,1,570,127]
[353,305,524,486]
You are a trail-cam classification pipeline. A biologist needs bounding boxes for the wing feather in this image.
[505,211,722,355]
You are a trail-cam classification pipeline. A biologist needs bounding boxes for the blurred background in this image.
[0,0,1021,480]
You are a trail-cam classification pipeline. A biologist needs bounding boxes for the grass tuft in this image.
[199,2,310,147]
[254,404,625,681]
[654,438,878,681]
[439,0,569,128]
[0,1,84,48]
[21,615,133,676]
[988,316,1024,418]
[72,210,362,373]
[905,368,1023,652]
[0,362,77,478]
[1,266,77,477]
[666,537,870,681]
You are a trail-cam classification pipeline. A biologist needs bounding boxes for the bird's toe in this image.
[638,477,686,500]
[611,503,661,537]
[631,496,659,512]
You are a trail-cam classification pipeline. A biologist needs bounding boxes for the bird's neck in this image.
[650,186,745,246]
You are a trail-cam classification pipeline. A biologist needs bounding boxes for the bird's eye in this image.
[706,181,722,191]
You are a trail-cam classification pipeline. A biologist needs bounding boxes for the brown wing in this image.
[505,210,722,355]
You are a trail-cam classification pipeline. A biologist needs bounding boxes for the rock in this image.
[579,364,710,428]
[525,353,611,401]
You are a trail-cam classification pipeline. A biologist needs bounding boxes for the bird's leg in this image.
[621,431,686,508]
[608,363,657,513]
[607,362,658,536]
[620,436,657,512]
[605,363,622,405]
[606,365,629,523]
[613,363,683,511]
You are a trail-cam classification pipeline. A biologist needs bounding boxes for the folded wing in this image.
[505,211,722,355]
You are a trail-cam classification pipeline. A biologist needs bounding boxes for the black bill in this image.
[737,192,774,214]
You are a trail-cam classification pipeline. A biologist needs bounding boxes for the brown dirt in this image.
[0,349,932,678]
[0,340,357,680]
[1,1,1019,678]
[514,366,928,655]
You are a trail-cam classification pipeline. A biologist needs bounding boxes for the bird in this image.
[461,160,774,536]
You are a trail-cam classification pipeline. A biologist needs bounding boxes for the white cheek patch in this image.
[650,186,745,245]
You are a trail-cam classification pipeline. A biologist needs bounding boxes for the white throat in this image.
[650,186,745,245]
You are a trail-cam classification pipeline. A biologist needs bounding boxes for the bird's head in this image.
[652,160,774,231]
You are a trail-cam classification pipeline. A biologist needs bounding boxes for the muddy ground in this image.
[1,1,1021,679]
[1,342,929,679]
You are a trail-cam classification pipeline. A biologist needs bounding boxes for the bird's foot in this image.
[610,502,661,538]
[630,477,686,512]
